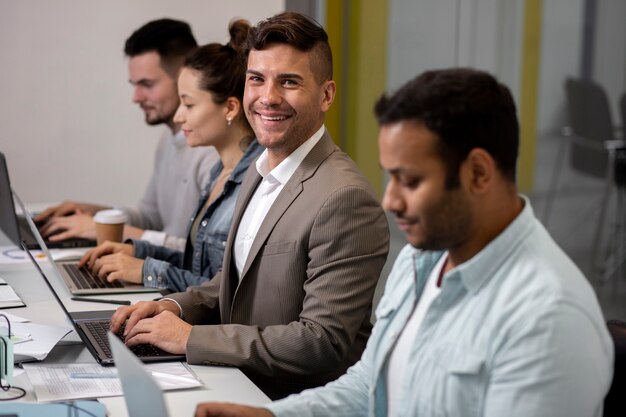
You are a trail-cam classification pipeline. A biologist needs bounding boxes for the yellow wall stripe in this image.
[327,0,388,195]
[325,0,344,146]
[518,0,543,192]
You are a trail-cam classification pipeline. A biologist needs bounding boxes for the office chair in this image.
[544,78,625,282]
[604,320,626,417]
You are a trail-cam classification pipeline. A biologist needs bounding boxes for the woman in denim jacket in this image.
[79,20,262,292]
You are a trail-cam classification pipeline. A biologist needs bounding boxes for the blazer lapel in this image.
[221,166,262,321]
[237,133,337,281]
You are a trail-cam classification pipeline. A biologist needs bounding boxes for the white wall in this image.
[594,0,626,125]
[535,0,626,133]
[387,0,522,97]
[387,0,626,139]
[537,0,584,133]
[0,0,283,206]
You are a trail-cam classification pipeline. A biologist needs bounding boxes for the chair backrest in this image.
[604,320,626,417]
[566,78,615,142]
[565,78,614,178]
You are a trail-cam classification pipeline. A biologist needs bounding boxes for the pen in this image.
[70,372,118,379]
[71,297,131,306]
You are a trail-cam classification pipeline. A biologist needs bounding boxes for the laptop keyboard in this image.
[84,320,168,359]
[62,263,123,289]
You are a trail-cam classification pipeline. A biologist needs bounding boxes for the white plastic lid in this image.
[93,209,128,224]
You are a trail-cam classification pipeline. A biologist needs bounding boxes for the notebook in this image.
[14,190,156,295]
[109,333,171,417]
[0,151,96,249]
[21,240,186,366]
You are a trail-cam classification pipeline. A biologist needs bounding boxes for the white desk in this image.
[0,231,270,416]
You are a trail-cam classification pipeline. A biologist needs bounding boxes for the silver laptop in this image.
[21,240,186,366]
[109,333,171,417]
[14,190,156,295]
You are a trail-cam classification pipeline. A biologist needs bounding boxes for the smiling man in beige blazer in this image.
[109,11,390,399]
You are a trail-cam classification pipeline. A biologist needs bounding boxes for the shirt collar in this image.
[451,195,535,293]
[208,139,263,186]
[255,125,326,185]
[169,129,187,147]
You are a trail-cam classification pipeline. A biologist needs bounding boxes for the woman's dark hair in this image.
[183,19,250,104]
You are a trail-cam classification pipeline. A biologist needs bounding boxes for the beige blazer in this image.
[169,132,390,399]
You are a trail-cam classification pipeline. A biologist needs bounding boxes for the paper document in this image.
[0,283,25,308]
[0,245,87,265]
[11,321,72,362]
[0,245,47,264]
[0,311,30,322]
[0,326,32,344]
[23,361,203,402]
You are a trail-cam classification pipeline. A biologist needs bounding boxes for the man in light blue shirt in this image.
[193,69,614,417]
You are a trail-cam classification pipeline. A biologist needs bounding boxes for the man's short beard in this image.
[145,113,170,126]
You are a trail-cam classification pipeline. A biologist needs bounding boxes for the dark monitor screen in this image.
[0,152,23,246]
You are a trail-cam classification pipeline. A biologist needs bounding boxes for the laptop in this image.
[0,151,96,249]
[109,333,171,417]
[21,240,186,366]
[14,189,156,295]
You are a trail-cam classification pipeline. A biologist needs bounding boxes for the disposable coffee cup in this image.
[93,209,128,245]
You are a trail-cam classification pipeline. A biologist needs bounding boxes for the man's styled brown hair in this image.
[245,12,332,83]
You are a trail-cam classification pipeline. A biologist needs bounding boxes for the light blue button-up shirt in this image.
[267,197,613,417]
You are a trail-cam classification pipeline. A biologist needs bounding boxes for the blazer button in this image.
[146,275,153,282]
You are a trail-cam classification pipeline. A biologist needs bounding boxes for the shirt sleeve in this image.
[133,238,210,292]
[265,358,371,417]
[139,230,186,251]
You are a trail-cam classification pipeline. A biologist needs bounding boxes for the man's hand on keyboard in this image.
[35,200,108,223]
[39,211,97,241]
[110,300,189,354]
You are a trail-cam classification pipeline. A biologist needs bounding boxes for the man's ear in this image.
[320,80,336,112]
[461,148,496,194]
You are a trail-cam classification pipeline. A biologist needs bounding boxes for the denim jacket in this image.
[133,140,263,292]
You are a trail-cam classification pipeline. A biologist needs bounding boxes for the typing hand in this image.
[124,310,190,354]
[110,300,180,335]
[39,211,97,241]
[34,200,106,223]
[91,253,144,285]
[195,403,275,417]
[79,241,133,269]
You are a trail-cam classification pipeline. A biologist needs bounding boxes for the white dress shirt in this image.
[233,125,326,278]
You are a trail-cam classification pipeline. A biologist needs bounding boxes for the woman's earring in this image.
[227,117,232,127]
